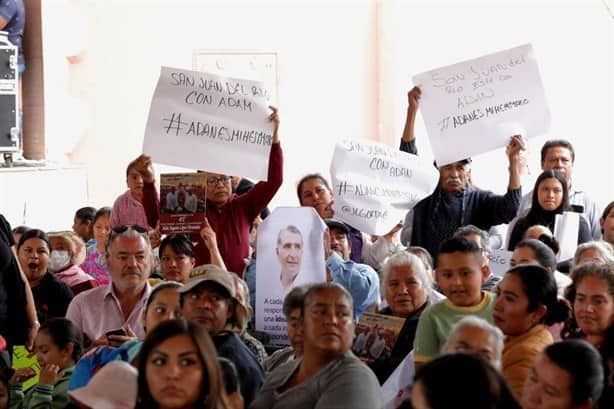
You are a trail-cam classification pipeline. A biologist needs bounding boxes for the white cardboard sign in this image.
[330,140,438,236]
[381,352,415,409]
[413,44,550,166]
[488,249,513,277]
[554,212,580,261]
[255,207,327,345]
[143,66,274,180]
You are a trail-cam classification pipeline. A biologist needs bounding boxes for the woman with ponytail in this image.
[493,264,571,398]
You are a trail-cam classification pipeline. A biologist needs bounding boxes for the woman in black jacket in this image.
[508,170,591,251]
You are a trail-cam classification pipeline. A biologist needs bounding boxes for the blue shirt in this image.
[326,252,380,321]
[0,0,25,65]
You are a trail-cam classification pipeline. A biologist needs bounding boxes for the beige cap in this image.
[179,264,249,332]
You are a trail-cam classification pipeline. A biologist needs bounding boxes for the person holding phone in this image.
[66,225,154,348]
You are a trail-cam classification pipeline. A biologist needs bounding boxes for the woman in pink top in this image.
[81,207,111,285]
[110,155,160,233]
[48,231,97,295]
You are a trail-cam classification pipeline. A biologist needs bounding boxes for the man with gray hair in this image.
[399,88,524,261]
[276,225,303,291]
[66,226,152,346]
[441,315,504,369]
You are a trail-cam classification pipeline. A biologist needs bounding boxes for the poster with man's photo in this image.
[256,207,327,345]
[160,173,206,234]
[352,312,406,364]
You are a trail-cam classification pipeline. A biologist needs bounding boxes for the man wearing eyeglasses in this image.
[399,86,524,263]
[66,226,152,347]
[193,107,283,277]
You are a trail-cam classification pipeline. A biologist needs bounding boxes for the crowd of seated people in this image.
[0,93,613,409]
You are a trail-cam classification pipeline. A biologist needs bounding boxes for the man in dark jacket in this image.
[399,86,524,261]
[180,265,265,406]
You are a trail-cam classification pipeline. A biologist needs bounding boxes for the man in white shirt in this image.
[184,188,198,213]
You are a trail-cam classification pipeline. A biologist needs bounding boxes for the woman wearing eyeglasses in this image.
[192,107,283,276]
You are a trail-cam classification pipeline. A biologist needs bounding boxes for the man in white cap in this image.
[179,265,264,406]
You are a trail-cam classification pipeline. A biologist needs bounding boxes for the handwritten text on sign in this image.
[488,249,513,278]
[413,44,550,166]
[143,67,274,180]
[330,140,438,236]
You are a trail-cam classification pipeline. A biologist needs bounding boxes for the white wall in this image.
[0,166,88,230]
[380,0,614,210]
[40,0,377,227]
[6,0,610,230]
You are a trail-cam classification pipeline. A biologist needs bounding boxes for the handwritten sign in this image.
[160,173,206,234]
[143,67,274,180]
[330,140,438,236]
[413,44,550,166]
[12,345,40,391]
[255,207,326,345]
[488,249,513,277]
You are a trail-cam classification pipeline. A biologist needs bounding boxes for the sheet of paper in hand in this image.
[489,249,513,277]
[554,212,580,261]
[413,44,550,166]
[160,173,206,234]
[330,139,438,236]
[143,66,274,180]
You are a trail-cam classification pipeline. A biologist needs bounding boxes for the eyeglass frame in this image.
[206,175,232,187]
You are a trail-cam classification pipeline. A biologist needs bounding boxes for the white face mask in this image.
[49,250,71,272]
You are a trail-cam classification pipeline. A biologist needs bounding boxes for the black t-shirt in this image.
[0,238,14,328]
[31,273,74,324]
[0,214,15,247]
[0,214,28,345]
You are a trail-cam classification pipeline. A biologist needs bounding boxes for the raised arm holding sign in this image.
[412,44,550,166]
[191,107,283,276]
[143,67,276,180]
[399,86,524,261]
